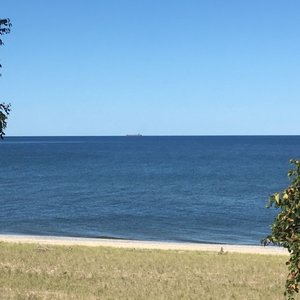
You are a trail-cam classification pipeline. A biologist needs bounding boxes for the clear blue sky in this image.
[1,1,300,136]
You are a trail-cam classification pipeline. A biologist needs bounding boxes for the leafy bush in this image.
[263,159,300,299]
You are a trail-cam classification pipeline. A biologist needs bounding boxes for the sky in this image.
[1,0,300,136]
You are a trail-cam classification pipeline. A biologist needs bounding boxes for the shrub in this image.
[263,159,300,299]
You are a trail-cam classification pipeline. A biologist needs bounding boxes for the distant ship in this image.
[126,134,142,137]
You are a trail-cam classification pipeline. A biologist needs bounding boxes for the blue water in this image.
[0,136,299,245]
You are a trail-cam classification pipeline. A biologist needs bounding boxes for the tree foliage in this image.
[263,159,300,299]
[0,18,12,46]
[0,18,12,138]
[0,103,11,138]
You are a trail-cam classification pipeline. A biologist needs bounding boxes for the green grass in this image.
[0,242,297,299]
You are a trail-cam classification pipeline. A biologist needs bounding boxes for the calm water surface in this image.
[1,136,299,245]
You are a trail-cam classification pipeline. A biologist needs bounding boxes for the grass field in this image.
[0,242,297,299]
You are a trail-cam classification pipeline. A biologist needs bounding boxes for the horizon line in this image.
[4,134,300,138]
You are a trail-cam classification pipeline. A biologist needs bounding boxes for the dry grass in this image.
[0,241,297,299]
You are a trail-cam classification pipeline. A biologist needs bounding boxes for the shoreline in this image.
[0,234,288,255]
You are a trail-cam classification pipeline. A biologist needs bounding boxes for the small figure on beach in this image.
[218,247,228,255]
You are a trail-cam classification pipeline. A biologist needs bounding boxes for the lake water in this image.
[1,136,299,245]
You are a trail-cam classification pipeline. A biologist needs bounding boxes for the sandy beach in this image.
[0,234,287,255]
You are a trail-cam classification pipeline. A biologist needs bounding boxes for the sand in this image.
[0,234,288,255]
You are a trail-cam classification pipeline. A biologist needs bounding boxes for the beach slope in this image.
[0,234,287,255]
